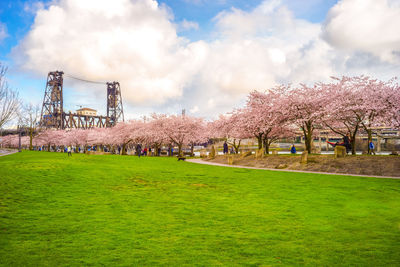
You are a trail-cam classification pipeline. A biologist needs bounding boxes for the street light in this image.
[18,125,22,152]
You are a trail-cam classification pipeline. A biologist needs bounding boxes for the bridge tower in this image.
[40,71,64,129]
[107,81,124,126]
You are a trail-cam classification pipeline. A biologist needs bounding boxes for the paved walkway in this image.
[186,159,400,180]
[0,149,18,157]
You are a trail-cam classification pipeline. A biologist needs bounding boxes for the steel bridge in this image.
[39,71,124,129]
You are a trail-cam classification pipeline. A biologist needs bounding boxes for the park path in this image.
[186,158,400,180]
[0,149,18,157]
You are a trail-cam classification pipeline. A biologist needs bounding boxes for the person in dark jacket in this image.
[223,141,228,154]
[136,144,142,158]
[343,133,351,154]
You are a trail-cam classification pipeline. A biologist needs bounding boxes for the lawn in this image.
[1,151,399,266]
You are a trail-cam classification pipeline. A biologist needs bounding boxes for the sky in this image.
[0,0,399,121]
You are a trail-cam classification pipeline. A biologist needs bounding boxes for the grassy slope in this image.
[0,151,399,266]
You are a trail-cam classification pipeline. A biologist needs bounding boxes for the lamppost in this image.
[18,125,22,152]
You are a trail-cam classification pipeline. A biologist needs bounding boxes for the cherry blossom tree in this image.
[157,114,207,156]
[388,82,400,129]
[0,134,29,149]
[209,114,248,153]
[62,129,92,152]
[35,129,65,151]
[87,128,112,151]
[144,114,169,156]
[110,121,146,155]
[0,134,16,148]
[283,84,326,153]
[322,76,399,154]
[239,89,294,154]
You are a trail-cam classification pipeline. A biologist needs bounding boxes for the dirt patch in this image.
[131,178,148,184]
[204,154,400,177]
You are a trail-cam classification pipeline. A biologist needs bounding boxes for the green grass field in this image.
[1,151,399,266]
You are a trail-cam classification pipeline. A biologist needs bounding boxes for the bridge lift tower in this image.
[107,81,124,125]
[40,71,64,129]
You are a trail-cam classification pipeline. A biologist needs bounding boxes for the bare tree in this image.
[0,63,20,129]
[19,103,40,150]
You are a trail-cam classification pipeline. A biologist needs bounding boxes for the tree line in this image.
[1,60,399,155]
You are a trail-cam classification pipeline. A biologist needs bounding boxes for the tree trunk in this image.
[29,129,33,150]
[122,143,127,155]
[350,138,356,155]
[191,143,194,157]
[234,139,241,154]
[263,136,270,154]
[350,125,359,155]
[302,122,313,154]
[256,134,263,149]
[178,144,183,157]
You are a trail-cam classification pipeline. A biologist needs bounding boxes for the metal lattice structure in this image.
[40,71,64,129]
[39,71,124,129]
[107,82,124,126]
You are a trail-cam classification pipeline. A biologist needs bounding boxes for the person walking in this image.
[67,146,72,157]
[369,140,376,155]
[223,141,228,154]
[343,133,351,154]
[136,143,142,158]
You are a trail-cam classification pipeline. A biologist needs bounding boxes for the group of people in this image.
[326,133,352,153]
[62,134,378,158]
[327,133,376,154]
[135,144,152,157]
[222,133,377,156]
[223,142,235,154]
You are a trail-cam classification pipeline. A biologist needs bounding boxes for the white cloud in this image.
[199,0,327,94]
[0,23,8,43]
[23,1,46,14]
[323,0,400,63]
[182,0,227,5]
[14,0,200,104]
[189,105,199,113]
[179,19,199,31]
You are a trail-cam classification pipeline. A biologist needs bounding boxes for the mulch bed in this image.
[205,154,400,177]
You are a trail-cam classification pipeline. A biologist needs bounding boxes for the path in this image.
[0,149,18,157]
[186,158,400,180]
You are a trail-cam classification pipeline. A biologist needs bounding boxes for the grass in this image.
[1,151,400,266]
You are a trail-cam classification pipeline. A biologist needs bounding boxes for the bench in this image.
[178,156,186,161]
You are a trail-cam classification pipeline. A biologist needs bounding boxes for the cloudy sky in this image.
[0,0,399,120]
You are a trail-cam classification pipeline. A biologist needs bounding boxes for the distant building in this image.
[76,108,97,116]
